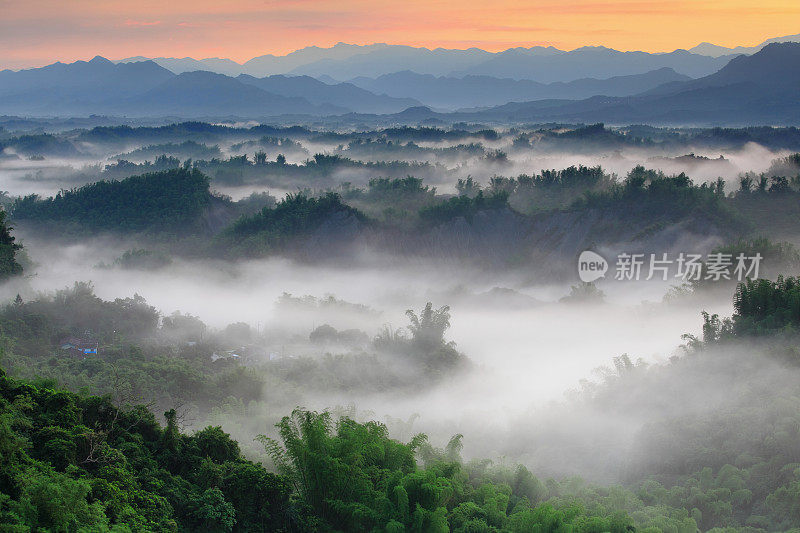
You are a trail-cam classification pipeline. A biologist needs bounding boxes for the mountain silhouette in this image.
[349,68,691,110]
[689,33,800,57]
[236,74,420,113]
[124,71,345,117]
[112,43,738,82]
[0,56,173,114]
[449,46,736,81]
[468,42,800,125]
[1,43,798,124]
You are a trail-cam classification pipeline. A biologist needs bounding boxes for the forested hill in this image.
[0,366,644,532]
[220,192,367,258]
[0,366,295,531]
[9,162,800,272]
[10,168,225,236]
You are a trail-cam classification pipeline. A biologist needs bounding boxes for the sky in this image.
[2,0,799,69]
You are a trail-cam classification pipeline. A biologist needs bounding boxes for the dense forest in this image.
[11,168,216,236]
[221,193,366,257]
[0,369,644,532]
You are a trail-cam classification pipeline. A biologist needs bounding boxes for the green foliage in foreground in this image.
[260,409,638,533]
[0,366,643,533]
[0,366,295,532]
[9,278,800,531]
[11,168,214,235]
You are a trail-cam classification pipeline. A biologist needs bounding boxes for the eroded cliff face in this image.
[200,195,241,234]
[293,206,729,280]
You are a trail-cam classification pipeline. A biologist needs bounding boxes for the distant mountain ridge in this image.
[0,56,175,115]
[449,47,735,82]
[349,68,691,110]
[124,71,346,117]
[0,57,418,116]
[689,33,800,57]
[106,33,800,79]
[111,42,735,82]
[1,41,798,125]
[118,43,392,77]
[236,74,421,114]
[462,42,800,125]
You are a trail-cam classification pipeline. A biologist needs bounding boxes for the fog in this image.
[1,128,792,201]
[3,229,742,482]
[2,122,798,492]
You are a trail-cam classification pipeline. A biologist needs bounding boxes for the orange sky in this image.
[2,0,798,69]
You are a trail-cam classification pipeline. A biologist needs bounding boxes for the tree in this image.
[190,488,236,532]
[406,303,452,353]
[0,210,22,279]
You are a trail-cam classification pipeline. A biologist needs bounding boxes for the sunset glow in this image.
[2,0,799,69]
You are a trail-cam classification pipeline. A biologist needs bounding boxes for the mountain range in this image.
[235,74,420,114]
[437,42,800,125]
[0,55,710,117]
[348,68,691,110]
[688,33,800,57]
[445,47,734,82]
[0,57,416,116]
[107,34,799,82]
[0,40,798,125]
[114,42,737,81]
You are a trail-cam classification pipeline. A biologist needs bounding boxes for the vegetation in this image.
[4,270,800,531]
[573,166,733,223]
[9,120,800,531]
[11,168,216,235]
[733,276,800,336]
[11,122,800,266]
[258,408,639,533]
[103,249,173,271]
[686,275,800,342]
[221,193,366,256]
[0,210,22,280]
[0,367,295,531]
[419,191,510,225]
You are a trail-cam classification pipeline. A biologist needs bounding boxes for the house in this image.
[211,350,241,363]
[60,337,99,356]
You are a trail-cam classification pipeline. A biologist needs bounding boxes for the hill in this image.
[220,192,366,258]
[11,168,222,235]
